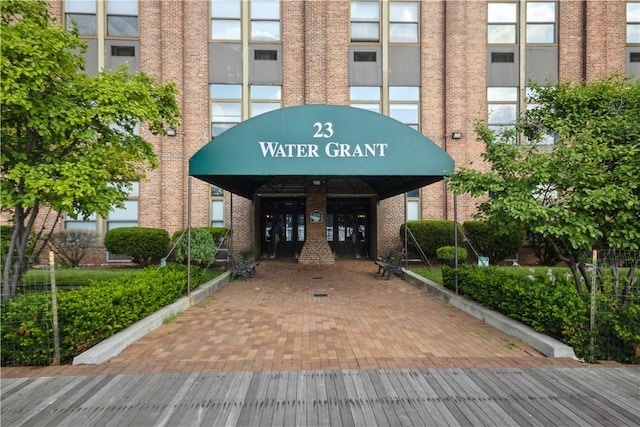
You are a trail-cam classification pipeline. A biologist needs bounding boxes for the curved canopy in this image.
[189,105,454,200]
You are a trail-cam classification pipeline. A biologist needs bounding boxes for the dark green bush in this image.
[441,266,638,363]
[400,220,464,259]
[527,230,561,265]
[1,264,200,365]
[172,227,217,267]
[104,227,170,267]
[463,220,525,263]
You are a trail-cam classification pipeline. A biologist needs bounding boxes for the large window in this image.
[487,87,518,135]
[65,0,97,36]
[106,182,139,231]
[350,86,381,113]
[351,1,380,42]
[211,186,225,227]
[389,2,419,43]
[487,2,517,44]
[629,2,640,43]
[250,85,282,117]
[525,87,555,145]
[210,84,242,137]
[211,0,241,40]
[389,86,419,130]
[107,0,138,37]
[526,2,556,44]
[251,0,280,41]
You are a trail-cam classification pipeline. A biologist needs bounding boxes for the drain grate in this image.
[313,293,328,297]
[312,276,323,280]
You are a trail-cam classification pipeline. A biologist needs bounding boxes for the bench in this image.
[375,254,404,280]
[230,256,258,281]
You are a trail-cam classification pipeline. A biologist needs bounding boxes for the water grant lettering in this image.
[258,141,388,158]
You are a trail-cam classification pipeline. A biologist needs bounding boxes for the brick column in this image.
[298,184,335,264]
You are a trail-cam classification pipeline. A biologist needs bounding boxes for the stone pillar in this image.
[298,183,335,264]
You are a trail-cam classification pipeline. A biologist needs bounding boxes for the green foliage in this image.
[527,230,561,265]
[441,266,639,363]
[172,227,217,267]
[400,220,464,259]
[1,264,199,365]
[104,227,170,267]
[1,0,180,298]
[172,227,229,245]
[448,75,640,291]
[436,246,468,260]
[463,220,525,263]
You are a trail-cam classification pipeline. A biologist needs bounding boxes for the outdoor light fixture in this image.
[451,132,463,139]
[312,180,322,185]
[166,127,177,137]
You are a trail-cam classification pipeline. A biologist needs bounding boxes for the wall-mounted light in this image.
[312,180,322,186]
[166,127,177,137]
[451,132,463,139]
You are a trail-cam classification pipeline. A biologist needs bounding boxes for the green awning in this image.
[189,104,454,200]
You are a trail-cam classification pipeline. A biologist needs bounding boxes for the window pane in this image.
[390,86,419,101]
[527,24,554,43]
[128,181,139,197]
[212,123,236,136]
[212,0,240,18]
[350,86,380,101]
[488,25,516,43]
[351,23,379,41]
[390,104,418,124]
[527,2,555,22]
[212,200,224,221]
[211,185,224,196]
[65,221,97,231]
[66,14,96,36]
[251,102,280,117]
[251,21,280,41]
[212,20,241,40]
[407,200,419,221]
[251,85,281,99]
[351,103,380,113]
[488,104,517,124]
[108,200,138,221]
[211,84,241,99]
[390,23,418,43]
[107,16,138,37]
[107,0,138,15]
[66,0,96,13]
[212,103,241,122]
[407,189,419,197]
[629,3,640,21]
[251,0,280,19]
[488,3,517,22]
[487,87,518,101]
[628,24,640,43]
[351,2,379,20]
[390,2,418,22]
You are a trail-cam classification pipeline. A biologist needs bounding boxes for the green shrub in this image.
[104,227,170,267]
[527,230,561,265]
[463,220,525,263]
[436,246,468,260]
[1,264,200,365]
[172,227,229,245]
[441,266,638,363]
[400,220,464,259]
[172,227,217,267]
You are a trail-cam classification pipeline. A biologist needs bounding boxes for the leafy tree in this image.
[448,75,640,292]
[1,0,180,299]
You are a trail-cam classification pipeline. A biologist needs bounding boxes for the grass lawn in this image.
[23,265,225,288]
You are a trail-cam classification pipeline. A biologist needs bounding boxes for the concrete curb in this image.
[403,269,578,359]
[72,271,231,365]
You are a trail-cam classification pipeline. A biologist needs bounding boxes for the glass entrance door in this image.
[326,199,369,258]
[262,198,305,258]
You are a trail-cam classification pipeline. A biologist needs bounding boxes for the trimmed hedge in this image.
[441,266,639,363]
[172,227,217,266]
[1,264,200,365]
[104,227,170,267]
[400,220,464,259]
[462,220,525,263]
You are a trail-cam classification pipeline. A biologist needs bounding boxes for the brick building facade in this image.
[41,0,638,265]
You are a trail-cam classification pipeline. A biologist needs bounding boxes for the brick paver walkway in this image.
[2,260,589,378]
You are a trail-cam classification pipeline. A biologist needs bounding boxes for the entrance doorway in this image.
[326,198,370,258]
[261,198,305,258]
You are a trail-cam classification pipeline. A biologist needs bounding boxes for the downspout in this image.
[442,0,448,219]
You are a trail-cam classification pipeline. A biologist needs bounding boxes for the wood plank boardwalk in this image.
[2,367,638,426]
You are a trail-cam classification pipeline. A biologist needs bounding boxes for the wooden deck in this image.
[2,367,638,426]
